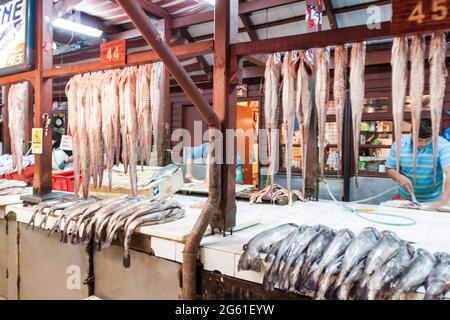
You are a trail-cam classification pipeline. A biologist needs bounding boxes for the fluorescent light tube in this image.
[53,18,103,38]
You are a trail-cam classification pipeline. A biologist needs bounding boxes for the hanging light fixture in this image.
[53,18,103,38]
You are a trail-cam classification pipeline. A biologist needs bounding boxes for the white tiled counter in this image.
[2,193,450,300]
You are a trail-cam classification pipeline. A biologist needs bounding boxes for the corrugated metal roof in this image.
[336,4,391,28]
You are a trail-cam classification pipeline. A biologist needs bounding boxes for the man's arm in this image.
[431,166,450,208]
[386,168,414,195]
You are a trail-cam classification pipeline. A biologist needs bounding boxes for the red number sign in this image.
[100,40,126,66]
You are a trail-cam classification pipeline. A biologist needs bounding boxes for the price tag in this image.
[60,135,73,151]
[392,0,450,35]
[100,40,126,66]
[32,128,43,154]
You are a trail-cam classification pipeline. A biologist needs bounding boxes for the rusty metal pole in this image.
[212,0,239,230]
[115,0,221,300]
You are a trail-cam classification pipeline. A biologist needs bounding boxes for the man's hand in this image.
[397,174,414,195]
[430,199,448,209]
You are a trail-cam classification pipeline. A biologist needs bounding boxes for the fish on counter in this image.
[336,258,366,300]
[424,252,450,300]
[349,42,366,187]
[8,82,28,175]
[249,184,303,204]
[333,45,348,174]
[238,223,299,272]
[315,47,330,179]
[391,37,409,178]
[314,255,344,300]
[409,36,426,183]
[429,33,448,186]
[389,248,436,300]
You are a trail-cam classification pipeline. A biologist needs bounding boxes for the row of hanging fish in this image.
[264,32,447,192]
[238,224,450,300]
[65,63,163,198]
[7,81,28,175]
[27,195,184,268]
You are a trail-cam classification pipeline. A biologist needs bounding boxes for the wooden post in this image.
[2,85,10,155]
[158,19,172,166]
[33,0,53,195]
[211,0,238,230]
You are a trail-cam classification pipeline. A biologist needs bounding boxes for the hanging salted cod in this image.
[101,71,115,190]
[315,47,330,178]
[429,32,448,187]
[150,62,163,165]
[77,73,91,198]
[263,53,282,184]
[391,37,409,178]
[65,75,82,195]
[281,51,297,205]
[350,42,366,188]
[123,67,139,195]
[119,69,129,173]
[8,82,28,175]
[136,64,153,167]
[333,45,348,175]
[295,50,313,197]
[89,71,104,188]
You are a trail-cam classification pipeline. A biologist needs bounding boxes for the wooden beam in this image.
[323,0,338,29]
[244,55,265,67]
[241,66,264,78]
[43,40,214,78]
[158,19,171,166]
[239,14,258,41]
[335,0,390,14]
[212,0,239,230]
[34,0,54,195]
[138,0,171,19]
[232,21,392,56]
[0,71,35,86]
[179,28,211,78]
[171,0,298,29]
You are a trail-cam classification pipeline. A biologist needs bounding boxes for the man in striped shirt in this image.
[386,119,450,208]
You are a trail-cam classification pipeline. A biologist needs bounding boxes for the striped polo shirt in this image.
[385,135,450,202]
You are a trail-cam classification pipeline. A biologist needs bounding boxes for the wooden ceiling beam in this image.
[232,21,392,56]
[179,28,211,78]
[323,0,338,29]
[239,13,258,41]
[137,0,171,19]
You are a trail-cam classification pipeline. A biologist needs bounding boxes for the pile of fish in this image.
[0,179,29,196]
[7,82,29,174]
[0,154,34,176]
[65,63,163,198]
[238,224,450,300]
[249,184,304,204]
[27,195,184,267]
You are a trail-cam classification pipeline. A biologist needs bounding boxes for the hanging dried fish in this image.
[89,71,104,188]
[150,62,163,164]
[409,35,425,184]
[66,75,82,195]
[350,42,366,188]
[315,47,330,178]
[282,51,297,205]
[101,71,115,191]
[333,45,348,174]
[136,64,153,167]
[78,73,91,198]
[8,82,28,175]
[429,32,448,186]
[391,37,409,178]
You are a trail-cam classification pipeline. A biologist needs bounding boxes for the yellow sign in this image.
[31,128,43,154]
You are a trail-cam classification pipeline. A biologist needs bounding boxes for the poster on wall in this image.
[0,0,35,76]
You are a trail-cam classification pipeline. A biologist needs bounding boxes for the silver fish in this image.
[424,252,450,300]
[288,253,306,293]
[305,228,354,292]
[238,223,298,272]
[332,227,380,293]
[315,256,344,300]
[336,259,366,300]
[366,241,415,300]
[298,227,336,289]
[356,230,402,299]
[139,164,179,188]
[389,248,435,300]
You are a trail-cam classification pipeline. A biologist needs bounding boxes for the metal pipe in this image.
[115,0,222,300]
[342,87,352,201]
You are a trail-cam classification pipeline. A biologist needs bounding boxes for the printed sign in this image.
[31,128,43,154]
[237,84,248,98]
[60,135,73,151]
[100,39,126,67]
[392,0,450,35]
[0,0,35,76]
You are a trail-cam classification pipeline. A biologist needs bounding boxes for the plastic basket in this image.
[52,170,81,192]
